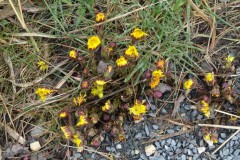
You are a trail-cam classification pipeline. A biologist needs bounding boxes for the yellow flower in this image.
[156,59,165,69]
[226,55,235,63]
[73,93,86,106]
[204,73,214,83]
[37,61,48,71]
[35,88,55,101]
[95,12,105,22]
[59,111,68,118]
[184,79,193,90]
[116,56,128,67]
[130,28,147,40]
[91,85,104,98]
[149,70,165,89]
[72,134,82,148]
[61,126,72,139]
[87,36,101,50]
[69,50,78,59]
[149,77,160,89]
[129,101,147,116]
[203,133,211,141]
[125,46,139,58]
[230,116,237,121]
[199,100,210,118]
[76,114,89,126]
[102,100,112,112]
[95,80,106,86]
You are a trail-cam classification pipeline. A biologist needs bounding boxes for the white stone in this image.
[197,147,206,154]
[30,141,41,151]
[135,149,140,155]
[116,144,122,150]
[145,144,156,156]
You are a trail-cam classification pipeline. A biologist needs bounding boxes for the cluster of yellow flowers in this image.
[198,100,210,118]
[129,100,147,120]
[35,88,55,101]
[91,80,106,98]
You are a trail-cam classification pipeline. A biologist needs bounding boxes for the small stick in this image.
[199,124,240,130]
[143,128,194,144]
[212,130,240,155]
[214,109,240,119]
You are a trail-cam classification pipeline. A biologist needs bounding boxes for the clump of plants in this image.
[35,12,156,149]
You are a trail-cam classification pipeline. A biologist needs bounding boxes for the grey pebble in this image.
[188,149,193,156]
[220,150,224,158]
[106,147,111,152]
[181,154,187,160]
[230,140,234,147]
[189,144,194,149]
[74,153,81,158]
[221,133,227,139]
[193,154,199,160]
[154,142,160,149]
[171,139,176,146]
[111,147,116,152]
[184,105,191,110]
[115,153,120,158]
[219,138,225,143]
[135,133,142,139]
[161,108,167,114]
[234,149,240,156]
[131,150,135,156]
[166,138,172,144]
[167,129,174,134]
[152,125,159,130]
[191,110,198,117]
[116,144,122,150]
[140,153,148,160]
[232,136,239,140]
[161,140,166,146]
[151,105,156,110]
[177,142,181,147]
[192,148,197,154]
[124,124,128,131]
[197,115,203,120]
[164,145,171,151]
[149,113,156,117]
[145,125,149,136]
[223,149,230,156]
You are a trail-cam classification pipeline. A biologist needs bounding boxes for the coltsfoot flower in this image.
[91,85,104,98]
[87,36,101,50]
[129,100,147,116]
[149,70,165,89]
[184,79,193,90]
[37,61,48,71]
[61,126,72,139]
[73,93,86,106]
[130,28,147,40]
[226,55,235,63]
[35,88,55,101]
[116,56,128,67]
[81,80,89,89]
[76,114,89,126]
[95,12,105,22]
[102,100,112,112]
[156,59,165,69]
[198,100,210,118]
[59,111,68,118]
[69,50,78,59]
[125,46,139,58]
[72,134,82,148]
[95,80,106,86]
[204,72,215,85]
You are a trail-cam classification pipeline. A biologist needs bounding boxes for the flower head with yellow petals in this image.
[73,93,86,106]
[204,72,215,84]
[91,85,104,98]
[76,114,89,126]
[69,50,78,59]
[184,79,193,90]
[61,126,72,139]
[102,100,112,112]
[72,134,82,148]
[125,46,139,58]
[129,100,147,116]
[87,36,101,50]
[35,88,55,101]
[116,56,128,67]
[95,12,105,22]
[130,28,147,40]
[199,100,210,118]
[37,61,48,71]
[149,70,165,89]
[226,55,235,63]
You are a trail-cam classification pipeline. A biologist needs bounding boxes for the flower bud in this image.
[143,70,151,79]
[103,122,112,132]
[81,80,89,89]
[91,135,101,148]
[153,90,162,99]
[156,59,165,69]
[110,126,119,137]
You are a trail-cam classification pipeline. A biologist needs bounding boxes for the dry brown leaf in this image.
[97,60,108,74]
[2,123,26,144]
[172,94,186,116]
[154,83,172,94]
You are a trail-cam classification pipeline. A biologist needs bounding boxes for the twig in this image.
[1,123,26,145]
[215,109,240,119]
[212,130,240,155]
[199,124,240,130]
[143,128,194,144]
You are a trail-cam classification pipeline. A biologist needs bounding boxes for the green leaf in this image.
[61,0,72,5]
